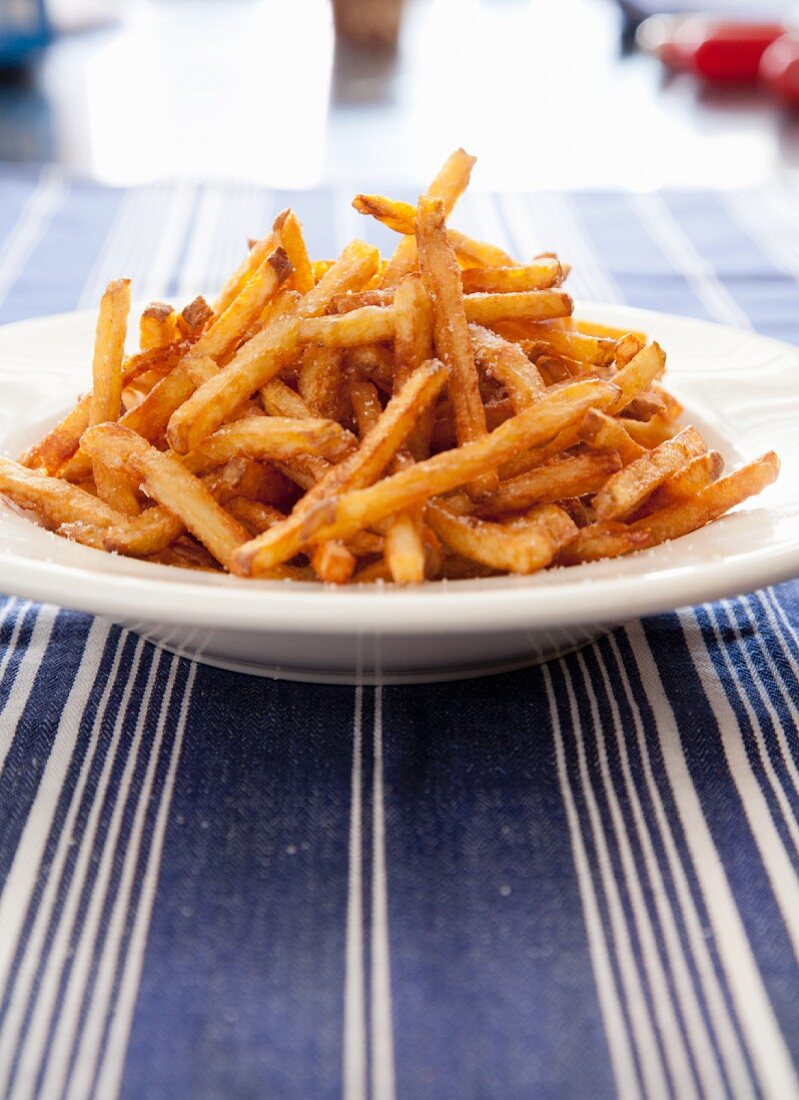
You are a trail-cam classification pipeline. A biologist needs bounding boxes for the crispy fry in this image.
[461,261,563,294]
[576,319,648,343]
[90,279,131,426]
[578,408,645,465]
[298,345,346,419]
[310,541,357,585]
[0,455,124,530]
[470,325,545,411]
[176,296,213,339]
[426,501,577,574]
[82,425,249,568]
[521,327,616,367]
[417,196,488,463]
[273,208,314,294]
[594,426,708,521]
[385,509,426,584]
[477,451,623,516]
[180,416,354,475]
[233,378,617,575]
[140,302,177,351]
[377,148,476,287]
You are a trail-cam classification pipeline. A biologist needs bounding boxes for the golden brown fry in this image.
[470,325,545,411]
[349,380,383,436]
[461,261,563,294]
[416,196,488,462]
[310,541,357,585]
[477,451,623,516]
[140,302,177,351]
[578,409,645,465]
[608,343,666,415]
[168,241,380,453]
[385,509,426,584]
[377,148,476,287]
[224,497,286,536]
[521,327,616,367]
[176,296,213,339]
[393,274,433,389]
[560,453,779,565]
[644,450,724,510]
[180,416,354,475]
[298,345,346,419]
[273,208,314,294]
[426,501,577,574]
[576,319,648,344]
[0,455,124,530]
[232,378,617,575]
[261,378,314,419]
[92,459,141,516]
[214,227,281,316]
[593,426,708,521]
[20,394,94,476]
[90,279,131,427]
[82,424,249,568]
[620,391,666,422]
[623,416,679,449]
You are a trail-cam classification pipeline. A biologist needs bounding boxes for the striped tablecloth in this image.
[0,167,798,1100]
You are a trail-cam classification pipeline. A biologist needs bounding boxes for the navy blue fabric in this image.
[0,171,797,1099]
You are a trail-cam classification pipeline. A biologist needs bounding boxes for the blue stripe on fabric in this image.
[0,623,121,1029]
[0,177,124,324]
[643,612,799,1062]
[0,602,38,712]
[610,624,756,1093]
[661,192,799,344]
[380,670,617,1100]
[701,598,799,855]
[82,653,194,1099]
[568,192,712,319]
[119,670,354,1100]
[1,628,138,1094]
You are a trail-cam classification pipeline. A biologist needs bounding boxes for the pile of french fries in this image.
[0,150,779,585]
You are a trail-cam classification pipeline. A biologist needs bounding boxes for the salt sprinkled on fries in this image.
[1,149,780,583]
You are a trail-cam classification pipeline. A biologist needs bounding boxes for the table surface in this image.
[3,0,799,191]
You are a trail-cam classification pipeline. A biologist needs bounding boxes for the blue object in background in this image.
[0,0,49,67]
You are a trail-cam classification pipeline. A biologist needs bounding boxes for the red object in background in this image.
[637,15,785,81]
[760,33,799,103]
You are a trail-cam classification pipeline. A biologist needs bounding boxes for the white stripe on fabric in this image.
[60,655,188,1100]
[0,606,57,746]
[629,193,751,329]
[370,682,395,1100]
[626,621,799,1100]
[36,648,166,1100]
[0,167,65,310]
[0,600,34,731]
[510,191,620,305]
[78,188,164,309]
[558,659,669,1099]
[176,183,227,302]
[343,683,367,1100]
[542,665,641,1100]
[0,620,115,1072]
[574,650,702,1099]
[730,597,799,802]
[589,642,729,1098]
[605,633,755,1098]
[136,182,198,303]
[8,635,148,1100]
[680,608,799,959]
[760,588,799,704]
[723,190,799,279]
[92,661,196,1100]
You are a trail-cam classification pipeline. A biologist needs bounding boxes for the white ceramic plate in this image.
[0,303,797,683]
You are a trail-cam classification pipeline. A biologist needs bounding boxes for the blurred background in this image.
[1,0,798,191]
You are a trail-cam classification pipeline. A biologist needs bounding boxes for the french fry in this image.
[273,208,314,294]
[477,451,622,516]
[377,148,476,287]
[298,345,346,419]
[167,241,380,453]
[82,424,249,568]
[578,408,645,465]
[461,261,564,294]
[232,378,617,575]
[470,325,545,411]
[426,501,577,574]
[593,426,708,521]
[140,302,177,351]
[560,453,779,565]
[0,455,125,530]
[180,416,354,475]
[7,152,779,588]
[416,195,488,466]
[310,541,357,585]
[90,279,131,427]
